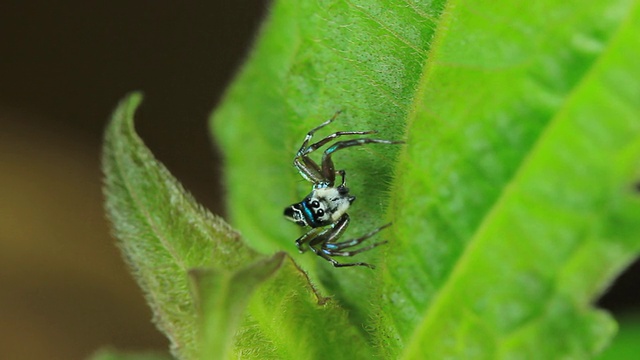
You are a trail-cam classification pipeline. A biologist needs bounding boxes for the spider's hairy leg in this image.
[320,138,404,182]
[324,222,391,251]
[312,249,376,268]
[294,154,324,185]
[336,170,346,187]
[306,215,388,269]
[300,130,377,156]
[295,110,343,156]
[295,227,323,253]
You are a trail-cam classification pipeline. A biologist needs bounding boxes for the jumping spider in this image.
[283,111,403,268]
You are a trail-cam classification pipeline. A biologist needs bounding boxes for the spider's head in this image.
[285,196,330,228]
[284,189,344,228]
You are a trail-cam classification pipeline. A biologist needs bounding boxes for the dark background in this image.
[0,2,637,359]
[1,2,265,359]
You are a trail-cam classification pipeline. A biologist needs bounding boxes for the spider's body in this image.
[283,111,402,268]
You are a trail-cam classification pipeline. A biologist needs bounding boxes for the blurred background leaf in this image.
[0,2,266,359]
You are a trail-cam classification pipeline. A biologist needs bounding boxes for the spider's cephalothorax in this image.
[283,111,403,268]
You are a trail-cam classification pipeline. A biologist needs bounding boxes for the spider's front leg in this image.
[294,227,323,253]
[320,138,404,182]
[308,214,388,268]
[323,222,391,254]
[293,111,376,186]
[335,169,347,188]
[294,215,349,255]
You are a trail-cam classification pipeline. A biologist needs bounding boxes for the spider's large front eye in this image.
[316,209,324,217]
[311,200,320,208]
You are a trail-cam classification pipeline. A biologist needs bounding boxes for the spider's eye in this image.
[316,209,324,217]
[311,200,320,208]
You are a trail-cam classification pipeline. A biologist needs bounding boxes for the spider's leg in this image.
[320,138,404,181]
[323,240,388,257]
[324,222,391,251]
[293,111,347,185]
[309,242,376,268]
[309,214,350,248]
[294,155,324,184]
[307,214,376,268]
[312,249,375,268]
[299,131,372,186]
[304,224,365,267]
[294,227,323,253]
[295,118,376,185]
[336,170,346,187]
[295,110,342,156]
[300,130,377,156]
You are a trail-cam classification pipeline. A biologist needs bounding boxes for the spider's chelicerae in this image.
[283,111,403,268]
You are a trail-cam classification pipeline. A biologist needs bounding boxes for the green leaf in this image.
[381,1,640,358]
[190,243,367,360]
[211,0,640,358]
[234,256,374,359]
[211,0,445,329]
[103,93,261,359]
[191,252,286,360]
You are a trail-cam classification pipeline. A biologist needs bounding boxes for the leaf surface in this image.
[212,0,640,358]
[381,0,640,358]
[212,0,446,329]
[191,253,285,360]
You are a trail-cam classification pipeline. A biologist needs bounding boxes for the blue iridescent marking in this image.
[326,144,338,154]
[301,200,317,227]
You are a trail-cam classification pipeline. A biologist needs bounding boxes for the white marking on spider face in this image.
[310,187,351,223]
